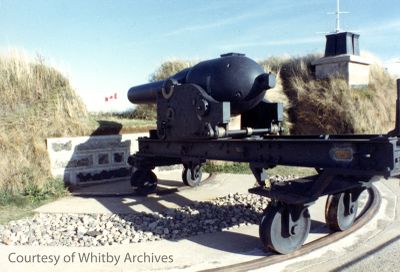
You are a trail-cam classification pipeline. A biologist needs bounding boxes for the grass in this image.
[0,205,37,225]
[0,51,89,223]
[0,51,160,224]
[0,51,90,194]
[0,177,68,224]
[89,112,155,134]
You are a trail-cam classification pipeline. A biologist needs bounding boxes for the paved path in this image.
[35,170,256,214]
[0,173,398,271]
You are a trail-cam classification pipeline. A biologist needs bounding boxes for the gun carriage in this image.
[127,53,400,254]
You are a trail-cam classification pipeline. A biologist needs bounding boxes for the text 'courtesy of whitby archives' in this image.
[7,252,174,266]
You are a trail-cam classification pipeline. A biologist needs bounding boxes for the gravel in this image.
[0,175,298,247]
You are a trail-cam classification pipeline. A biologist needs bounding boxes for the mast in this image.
[335,0,340,33]
[329,0,349,33]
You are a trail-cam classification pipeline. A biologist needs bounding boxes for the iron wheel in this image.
[182,165,202,187]
[259,203,311,254]
[325,191,358,231]
[131,169,158,196]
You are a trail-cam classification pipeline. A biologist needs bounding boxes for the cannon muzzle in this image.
[128,68,190,104]
[128,80,162,104]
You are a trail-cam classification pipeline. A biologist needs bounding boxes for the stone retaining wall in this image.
[46,133,147,186]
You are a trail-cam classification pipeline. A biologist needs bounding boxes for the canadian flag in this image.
[105,93,117,102]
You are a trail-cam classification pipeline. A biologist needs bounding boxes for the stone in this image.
[148,221,158,230]
[86,230,101,237]
[121,238,130,245]
[106,222,113,229]
[77,226,87,235]
[0,182,285,246]
[312,55,371,87]
[132,235,140,243]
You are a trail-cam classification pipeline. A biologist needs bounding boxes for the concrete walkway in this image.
[0,172,398,272]
[35,170,256,214]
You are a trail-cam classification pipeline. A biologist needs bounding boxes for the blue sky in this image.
[1,0,399,111]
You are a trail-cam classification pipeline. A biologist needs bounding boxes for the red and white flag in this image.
[105,93,117,102]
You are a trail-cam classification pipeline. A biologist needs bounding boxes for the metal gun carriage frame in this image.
[127,54,400,254]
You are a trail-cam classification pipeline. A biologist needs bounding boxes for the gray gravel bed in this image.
[0,175,297,247]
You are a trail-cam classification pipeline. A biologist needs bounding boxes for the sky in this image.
[1,0,399,112]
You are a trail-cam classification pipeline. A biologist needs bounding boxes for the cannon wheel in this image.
[259,203,311,254]
[182,165,202,187]
[325,191,359,231]
[131,169,158,196]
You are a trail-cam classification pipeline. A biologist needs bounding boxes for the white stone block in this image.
[312,54,371,87]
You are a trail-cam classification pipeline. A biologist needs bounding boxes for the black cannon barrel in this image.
[128,68,190,104]
[127,80,163,104]
[127,53,275,113]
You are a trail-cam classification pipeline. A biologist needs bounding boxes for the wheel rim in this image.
[182,166,202,187]
[260,204,311,254]
[325,192,358,231]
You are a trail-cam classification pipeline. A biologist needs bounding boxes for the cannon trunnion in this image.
[127,53,400,254]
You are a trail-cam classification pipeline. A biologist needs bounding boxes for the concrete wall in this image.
[313,55,371,87]
[348,62,371,86]
[46,133,147,187]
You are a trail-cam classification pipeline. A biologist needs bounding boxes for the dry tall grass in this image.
[149,59,195,82]
[262,54,396,134]
[0,52,90,195]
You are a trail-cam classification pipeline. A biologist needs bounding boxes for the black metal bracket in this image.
[279,204,310,238]
[250,163,270,186]
[128,154,181,170]
[308,170,335,199]
[248,173,375,206]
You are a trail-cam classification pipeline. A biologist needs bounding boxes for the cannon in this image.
[127,53,400,254]
[128,53,276,114]
[128,53,280,140]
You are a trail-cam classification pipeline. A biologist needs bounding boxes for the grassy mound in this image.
[261,54,396,134]
[0,52,90,202]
